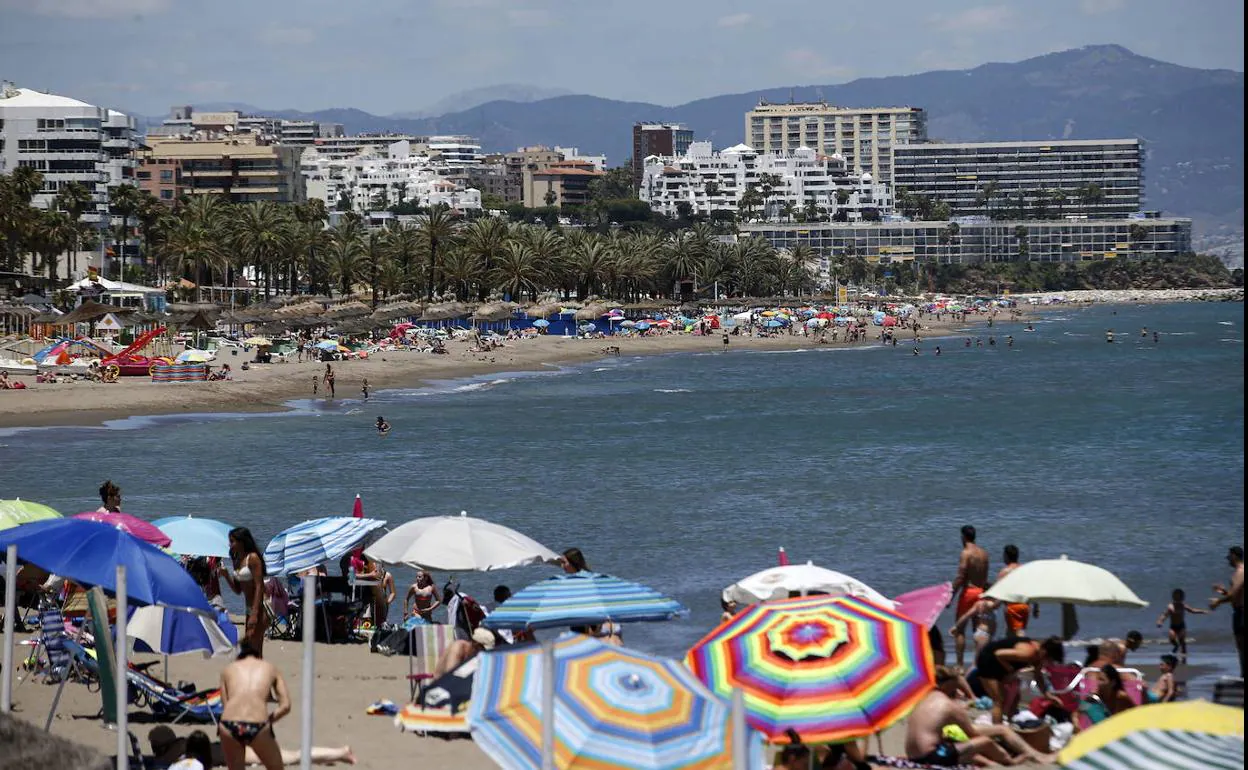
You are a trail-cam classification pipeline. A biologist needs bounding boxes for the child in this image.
[361,378,370,401]
[375,416,390,436]
[312,375,318,395]
[1157,588,1208,660]
[1150,654,1179,703]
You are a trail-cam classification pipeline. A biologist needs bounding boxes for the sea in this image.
[2,301,1244,690]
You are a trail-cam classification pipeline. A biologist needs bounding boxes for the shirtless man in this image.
[219,643,291,770]
[1210,545,1245,677]
[950,525,989,670]
[905,666,1054,766]
[431,627,495,679]
[997,545,1037,637]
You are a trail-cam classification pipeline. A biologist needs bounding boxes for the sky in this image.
[0,0,1243,117]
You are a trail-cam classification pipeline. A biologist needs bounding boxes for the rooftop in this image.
[0,87,95,110]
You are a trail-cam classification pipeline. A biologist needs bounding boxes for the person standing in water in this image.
[96,479,122,513]
[376,416,390,436]
[323,364,335,398]
[998,545,1036,637]
[361,378,369,401]
[1210,545,1245,676]
[950,525,989,671]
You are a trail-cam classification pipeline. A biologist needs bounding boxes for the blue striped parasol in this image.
[481,571,688,631]
[263,516,387,575]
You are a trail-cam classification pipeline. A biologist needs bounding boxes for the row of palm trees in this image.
[2,174,823,304]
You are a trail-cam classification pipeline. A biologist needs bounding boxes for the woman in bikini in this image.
[405,570,440,622]
[219,643,290,770]
[221,527,267,656]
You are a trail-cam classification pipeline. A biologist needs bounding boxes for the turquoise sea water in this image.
[2,302,1243,681]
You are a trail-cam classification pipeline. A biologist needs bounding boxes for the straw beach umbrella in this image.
[575,303,608,322]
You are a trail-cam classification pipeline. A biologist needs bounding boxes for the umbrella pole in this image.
[1,544,16,713]
[300,576,315,770]
[731,687,748,770]
[115,565,128,770]
[541,640,555,770]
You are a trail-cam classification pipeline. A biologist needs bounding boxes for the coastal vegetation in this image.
[1,170,1239,304]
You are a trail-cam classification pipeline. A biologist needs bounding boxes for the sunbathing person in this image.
[431,627,496,678]
[905,666,1056,766]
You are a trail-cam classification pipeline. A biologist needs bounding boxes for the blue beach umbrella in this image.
[128,604,238,657]
[531,319,550,328]
[482,571,689,631]
[634,321,651,331]
[315,339,339,350]
[152,515,234,558]
[764,319,785,328]
[263,516,388,575]
[0,519,213,614]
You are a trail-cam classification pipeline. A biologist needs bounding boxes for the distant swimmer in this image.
[913,347,920,356]
[989,336,996,346]
[1107,329,1115,343]
[722,333,729,349]
[376,416,391,436]
[976,338,983,347]
[1142,327,1149,338]
[965,337,972,347]
[1007,336,1014,348]
[935,346,942,356]
[1024,324,1035,332]
[1153,331,1160,343]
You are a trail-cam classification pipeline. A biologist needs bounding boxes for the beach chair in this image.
[125,667,223,725]
[400,622,458,701]
[20,601,73,684]
[264,576,294,639]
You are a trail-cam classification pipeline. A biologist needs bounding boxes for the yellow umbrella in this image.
[1058,701,1243,768]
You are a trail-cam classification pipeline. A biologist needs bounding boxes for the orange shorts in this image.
[956,586,984,621]
[1005,603,1031,633]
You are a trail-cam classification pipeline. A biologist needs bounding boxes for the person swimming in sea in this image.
[1106,329,1115,343]
[1025,323,1035,332]
[376,416,390,436]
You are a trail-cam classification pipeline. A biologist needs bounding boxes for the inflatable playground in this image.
[27,327,171,381]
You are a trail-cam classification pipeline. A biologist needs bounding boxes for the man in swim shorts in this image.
[998,544,1036,637]
[950,525,989,670]
[219,642,291,770]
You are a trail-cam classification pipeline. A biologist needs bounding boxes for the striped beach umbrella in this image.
[468,633,761,770]
[0,499,61,532]
[1059,701,1244,769]
[685,594,934,744]
[481,572,688,631]
[263,516,387,575]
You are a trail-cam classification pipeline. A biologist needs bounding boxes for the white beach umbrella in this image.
[723,562,895,608]
[365,511,559,571]
[984,554,1148,608]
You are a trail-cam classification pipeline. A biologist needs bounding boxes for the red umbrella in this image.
[892,582,953,628]
[351,493,363,519]
[350,494,365,563]
[71,511,172,548]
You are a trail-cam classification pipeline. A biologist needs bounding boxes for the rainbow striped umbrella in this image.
[468,633,761,770]
[481,572,688,631]
[685,595,934,744]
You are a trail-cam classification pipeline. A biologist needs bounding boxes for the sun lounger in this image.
[124,667,223,725]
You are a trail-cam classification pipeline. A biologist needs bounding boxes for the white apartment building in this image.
[553,146,607,171]
[639,141,891,222]
[426,135,481,166]
[150,105,343,146]
[0,84,139,277]
[302,140,480,213]
[745,102,926,185]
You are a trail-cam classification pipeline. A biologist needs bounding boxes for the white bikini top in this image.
[236,563,253,582]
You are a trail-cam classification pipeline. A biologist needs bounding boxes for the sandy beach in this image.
[0,315,992,429]
[3,625,1056,770]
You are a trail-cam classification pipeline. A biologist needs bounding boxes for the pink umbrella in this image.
[892,582,953,629]
[72,511,172,548]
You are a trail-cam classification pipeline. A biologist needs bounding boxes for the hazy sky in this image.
[1,0,1243,116]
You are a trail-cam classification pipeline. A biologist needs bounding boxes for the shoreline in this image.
[1,317,994,430]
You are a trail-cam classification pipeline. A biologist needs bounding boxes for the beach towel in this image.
[867,755,976,770]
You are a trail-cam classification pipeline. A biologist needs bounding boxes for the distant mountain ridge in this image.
[139,46,1244,261]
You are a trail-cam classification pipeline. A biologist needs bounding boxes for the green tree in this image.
[587,166,635,202]
[162,215,225,301]
[230,201,289,298]
[460,217,511,300]
[326,227,364,297]
[108,183,141,281]
[976,181,1000,220]
[491,240,544,301]
[54,181,93,278]
[416,206,459,301]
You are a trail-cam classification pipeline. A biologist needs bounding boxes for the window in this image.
[160,189,173,200]
[160,170,173,182]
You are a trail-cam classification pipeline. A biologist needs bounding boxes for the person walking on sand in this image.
[218,643,291,770]
[323,364,335,398]
[950,525,989,671]
[1210,545,1245,676]
[1157,588,1208,660]
[220,528,267,657]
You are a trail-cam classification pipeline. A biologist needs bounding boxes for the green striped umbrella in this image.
[1063,729,1243,770]
[0,499,62,532]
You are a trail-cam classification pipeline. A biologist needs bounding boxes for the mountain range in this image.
[141,45,1245,263]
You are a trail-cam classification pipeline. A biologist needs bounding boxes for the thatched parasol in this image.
[472,302,515,322]
[420,302,470,321]
[54,300,130,325]
[276,301,326,317]
[324,301,371,319]
[0,712,110,770]
[524,302,561,319]
[575,303,608,321]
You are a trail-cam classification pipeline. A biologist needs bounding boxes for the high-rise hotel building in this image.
[744,102,926,185]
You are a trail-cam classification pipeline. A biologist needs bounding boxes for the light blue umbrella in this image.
[263,516,388,575]
[764,319,785,328]
[634,321,651,331]
[152,515,234,558]
[315,339,339,350]
[531,319,550,328]
[482,571,688,631]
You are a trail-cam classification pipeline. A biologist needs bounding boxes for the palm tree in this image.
[134,192,169,283]
[1077,183,1106,214]
[326,228,364,297]
[564,231,612,300]
[363,230,388,307]
[54,181,93,278]
[286,219,330,295]
[663,231,702,296]
[108,183,141,280]
[416,206,459,300]
[976,181,1000,220]
[382,223,424,296]
[230,201,289,298]
[491,241,543,301]
[460,217,510,300]
[162,215,225,301]
[439,247,484,300]
[32,209,77,283]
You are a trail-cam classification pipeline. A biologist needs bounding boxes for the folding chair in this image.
[125,667,223,725]
[406,623,458,701]
[22,600,72,684]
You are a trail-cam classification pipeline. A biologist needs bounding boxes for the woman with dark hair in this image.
[220,527,267,656]
[169,730,214,770]
[973,635,1064,724]
[96,480,122,513]
[1080,664,1137,725]
[561,547,589,574]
